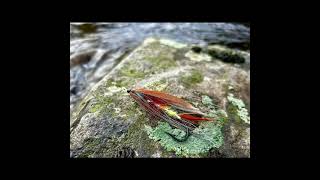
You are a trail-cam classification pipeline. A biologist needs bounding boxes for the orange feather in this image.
[133,88,204,115]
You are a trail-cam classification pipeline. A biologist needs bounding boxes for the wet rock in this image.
[70,86,79,95]
[207,45,245,63]
[76,23,97,34]
[191,46,202,53]
[70,37,250,158]
[70,50,96,68]
[225,42,250,51]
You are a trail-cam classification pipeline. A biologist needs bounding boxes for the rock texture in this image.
[70,38,250,158]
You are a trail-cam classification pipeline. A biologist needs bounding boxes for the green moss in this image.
[227,93,250,124]
[116,79,131,87]
[89,103,102,113]
[145,121,223,157]
[89,102,160,157]
[125,107,139,119]
[95,137,123,158]
[180,70,204,88]
[223,41,250,51]
[107,113,158,157]
[120,67,146,78]
[105,79,113,87]
[147,56,177,70]
[208,48,245,63]
[121,102,141,120]
[76,104,143,157]
[88,83,137,120]
[84,138,101,148]
[143,41,178,70]
[105,78,131,88]
[77,137,102,158]
[88,92,117,116]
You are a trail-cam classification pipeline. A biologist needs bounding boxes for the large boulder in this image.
[70,38,250,158]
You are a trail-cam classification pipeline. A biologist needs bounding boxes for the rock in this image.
[225,42,250,51]
[207,45,246,64]
[70,50,96,68]
[185,51,212,62]
[70,37,250,158]
[191,46,202,53]
[76,23,98,34]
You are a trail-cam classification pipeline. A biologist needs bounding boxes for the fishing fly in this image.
[127,88,213,141]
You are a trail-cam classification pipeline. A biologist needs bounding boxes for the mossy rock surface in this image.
[70,38,250,158]
[207,45,245,63]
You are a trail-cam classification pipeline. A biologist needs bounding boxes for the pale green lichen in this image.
[147,56,177,69]
[202,95,215,106]
[141,40,178,71]
[227,93,250,124]
[144,121,223,157]
[120,67,146,78]
[201,95,228,125]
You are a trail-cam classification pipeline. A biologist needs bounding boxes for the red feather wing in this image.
[134,88,204,115]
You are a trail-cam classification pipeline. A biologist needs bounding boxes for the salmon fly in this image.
[127,88,213,141]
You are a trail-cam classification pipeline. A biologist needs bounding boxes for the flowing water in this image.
[70,23,250,111]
